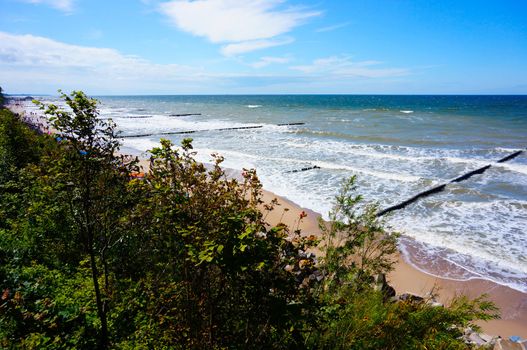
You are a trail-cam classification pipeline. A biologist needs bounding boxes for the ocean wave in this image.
[246,105,262,108]
[311,161,421,182]
[494,162,527,176]
[398,235,527,293]
[283,138,527,177]
[289,129,442,145]
[389,198,527,292]
[121,138,160,153]
[190,147,421,182]
[119,115,154,119]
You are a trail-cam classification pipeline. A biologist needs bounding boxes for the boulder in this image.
[397,293,424,303]
[372,273,396,299]
[493,339,526,350]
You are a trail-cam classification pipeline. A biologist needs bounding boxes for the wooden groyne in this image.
[285,165,321,173]
[376,148,525,217]
[121,122,305,138]
[277,122,305,126]
[497,150,523,163]
[170,113,202,117]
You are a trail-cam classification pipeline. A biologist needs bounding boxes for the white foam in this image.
[388,199,527,292]
[494,162,527,176]
[280,138,527,179]
[115,114,263,136]
[400,110,414,114]
[121,138,160,152]
[398,235,527,293]
[190,147,421,183]
[311,161,421,182]
[246,105,262,108]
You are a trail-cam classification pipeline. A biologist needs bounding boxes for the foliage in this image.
[1,264,99,349]
[318,176,399,295]
[111,138,320,348]
[0,108,49,184]
[32,90,139,349]
[304,177,499,349]
[0,92,500,349]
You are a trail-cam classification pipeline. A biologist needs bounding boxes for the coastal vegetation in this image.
[0,89,499,349]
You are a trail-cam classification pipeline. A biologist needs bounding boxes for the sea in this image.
[22,95,527,293]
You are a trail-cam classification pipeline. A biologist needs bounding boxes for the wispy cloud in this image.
[159,0,320,55]
[19,0,75,13]
[0,32,411,94]
[0,32,208,93]
[315,21,350,33]
[249,55,291,68]
[290,56,409,78]
[221,37,293,57]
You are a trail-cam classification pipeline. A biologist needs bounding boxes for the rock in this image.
[383,285,396,299]
[493,339,526,350]
[428,301,444,307]
[462,327,499,347]
[397,293,424,303]
[468,332,492,346]
[312,270,324,282]
[480,333,497,343]
[372,274,396,299]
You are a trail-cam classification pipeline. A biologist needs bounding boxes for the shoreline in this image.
[258,189,527,338]
[9,101,527,338]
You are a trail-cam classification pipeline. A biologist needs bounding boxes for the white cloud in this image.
[20,0,75,13]
[315,21,350,33]
[0,32,209,93]
[0,33,413,94]
[249,55,291,68]
[290,56,408,78]
[159,0,319,43]
[159,0,320,55]
[221,37,293,56]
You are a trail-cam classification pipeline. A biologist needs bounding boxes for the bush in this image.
[110,138,320,348]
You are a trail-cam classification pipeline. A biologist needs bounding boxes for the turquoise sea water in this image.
[25,95,527,292]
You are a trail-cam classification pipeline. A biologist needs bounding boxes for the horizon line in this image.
[6,93,527,97]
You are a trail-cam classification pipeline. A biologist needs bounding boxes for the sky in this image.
[0,0,526,95]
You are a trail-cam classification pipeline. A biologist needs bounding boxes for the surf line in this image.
[376,148,525,217]
[121,122,305,138]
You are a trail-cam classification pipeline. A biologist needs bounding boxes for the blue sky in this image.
[1,0,526,94]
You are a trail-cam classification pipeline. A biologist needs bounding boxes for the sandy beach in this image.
[259,189,527,339]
